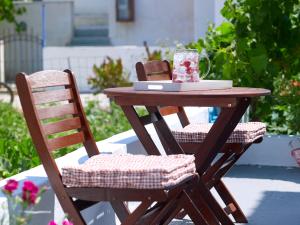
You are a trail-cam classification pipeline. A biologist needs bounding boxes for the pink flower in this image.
[48,221,58,225]
[3,179,18,194]
[22,181,39,205]
[62,219,74,225]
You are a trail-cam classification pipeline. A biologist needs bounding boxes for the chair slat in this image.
[38,103,78,120]
[28,70,71,89]
[147,73,171,81]
[48,131,85,151]
[43,117,82,135]
[159,106,180,116]
[144,61,170,76]
[33,89,73,105]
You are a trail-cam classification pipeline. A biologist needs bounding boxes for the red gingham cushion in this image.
[62,154,196,189]
[172,122,266,144]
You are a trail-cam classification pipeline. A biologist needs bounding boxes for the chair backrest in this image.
[136,60,172,81]
[136,60,190,127]
[16,70,99,181]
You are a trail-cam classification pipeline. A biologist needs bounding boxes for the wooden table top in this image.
[104,87,270,98]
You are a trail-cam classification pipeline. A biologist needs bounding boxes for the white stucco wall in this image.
[193,0,215,39]
[0,0,226,46]
[193,0,225,39]
[46,0,109,15]
[214,0,226,26]
[109,0,226,46]
[108,0,195,46]
[72,0,109,15]
[0,1,74,46]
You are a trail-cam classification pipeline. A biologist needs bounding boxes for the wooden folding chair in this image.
[16,70,211,225]
[135,60,266,224]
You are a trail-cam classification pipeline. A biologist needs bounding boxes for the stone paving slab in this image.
[168,165,300,225]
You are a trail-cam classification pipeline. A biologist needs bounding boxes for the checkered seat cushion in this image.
[172,122,266,144]
[62,154,196,189]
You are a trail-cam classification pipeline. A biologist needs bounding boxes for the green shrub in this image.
[0,102,38,178]
[88,57,131,93]
[85,101,133,141]
[143,41,162,61]
[0,101,140,179]
[187,0,300,134]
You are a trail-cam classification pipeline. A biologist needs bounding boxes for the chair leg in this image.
[111,201,131,223]
[161,204,183,225]
[215,180,248,223]
[195,181,234,225]
[175,193,219,224]
[186,189,220,225]
[149,198,179,225]
[180,191,210,225]
[59,197,86,225]
[122,200,152,225]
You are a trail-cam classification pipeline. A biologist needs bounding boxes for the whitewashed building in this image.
[1,0,225,46]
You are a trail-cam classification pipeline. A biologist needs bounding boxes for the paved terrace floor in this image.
[167,165,300,225]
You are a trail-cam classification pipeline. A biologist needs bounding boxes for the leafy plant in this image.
[187,0,300,134]
[0,102,38,178]
[48,219,73,225]
[0,101,138,179]
[88,57,131,93]
[0,0,26,31]
[85,100,145,141]
[143,41,162,61]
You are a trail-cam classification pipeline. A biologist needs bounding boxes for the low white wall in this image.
[0,1,74,46]
[237,135,299,167]
[43,46,164,92]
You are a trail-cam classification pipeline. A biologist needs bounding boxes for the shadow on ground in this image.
[247,191,300,225]
[226,165,300,184]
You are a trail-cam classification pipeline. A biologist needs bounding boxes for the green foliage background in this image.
[88,57,131,93]
[0,101,135,179]
[0,0,26,31]
[187,0,300,134]
[0,102,36,178]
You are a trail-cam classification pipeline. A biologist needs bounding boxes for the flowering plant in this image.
[48,219,73,225]
[1,179,46,225]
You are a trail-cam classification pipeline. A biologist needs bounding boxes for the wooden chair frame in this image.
[16,70,211,225]
[135,60,264,224]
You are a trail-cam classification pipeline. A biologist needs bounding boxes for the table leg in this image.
[121,105,161,155]
[195,97,251,174]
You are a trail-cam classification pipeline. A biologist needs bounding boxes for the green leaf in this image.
[249,46,268,74]
[216,22,235,43]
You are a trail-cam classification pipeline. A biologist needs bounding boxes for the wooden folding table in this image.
[105,87,270,225]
